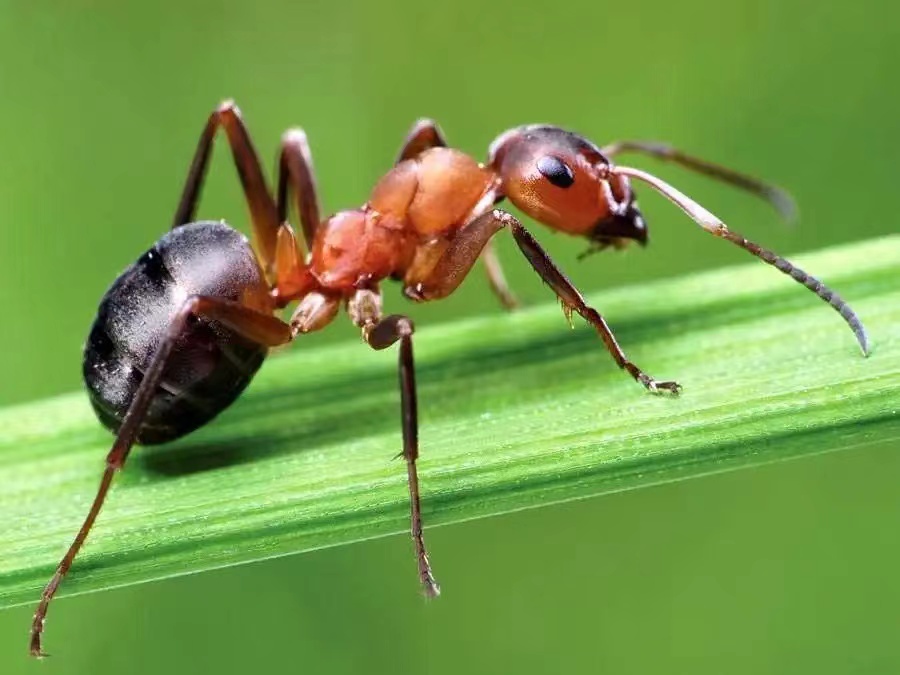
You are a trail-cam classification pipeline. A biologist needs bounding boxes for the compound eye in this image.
[536,155,575,188]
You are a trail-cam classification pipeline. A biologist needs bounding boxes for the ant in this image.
[30,100,869,657]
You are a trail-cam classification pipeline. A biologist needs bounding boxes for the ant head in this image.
[487,125,648,247]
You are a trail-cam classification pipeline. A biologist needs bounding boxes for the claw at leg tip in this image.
[423,578,441,598]
[645,380,682,396]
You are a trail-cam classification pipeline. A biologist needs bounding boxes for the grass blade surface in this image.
[0,235,897,610]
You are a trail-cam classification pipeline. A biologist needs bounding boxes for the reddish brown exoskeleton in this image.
[30,102,869,657]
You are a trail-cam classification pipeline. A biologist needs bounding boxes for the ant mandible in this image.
[30,100,869,657]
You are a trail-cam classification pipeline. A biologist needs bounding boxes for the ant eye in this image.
[536,155,575,188]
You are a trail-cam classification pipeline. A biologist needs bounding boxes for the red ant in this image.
[30,100,869,657]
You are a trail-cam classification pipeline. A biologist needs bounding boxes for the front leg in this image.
[404,210,680,394]
[396,120,518,311]
[348,288,441,597]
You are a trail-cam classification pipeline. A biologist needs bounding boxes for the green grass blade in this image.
[1,235,898,610]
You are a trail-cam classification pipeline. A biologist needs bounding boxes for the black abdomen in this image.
[83,221,269,445]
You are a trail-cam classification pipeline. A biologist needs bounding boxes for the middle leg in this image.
[276,129,322,251]
[480,240,519,310]
[174,101,281,271]
[404,210,680,394]
[396,118,447,162]
[348,288,441,597]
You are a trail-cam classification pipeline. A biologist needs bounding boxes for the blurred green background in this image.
[0,1,897,672]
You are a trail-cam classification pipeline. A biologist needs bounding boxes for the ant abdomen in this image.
[83,221,269,444]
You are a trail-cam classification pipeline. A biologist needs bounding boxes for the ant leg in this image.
[272,222,316,303]
[404,210,680,394]
[289,291,341,334]
[272,130,325,302]
[599,140,797,222]
[30,297,291,658]
[276,129,321,251]
[173,100,281,272]
[348,289,440,597]
[395,120,518,310]
[481,240,519,310]
[396,118,447,162]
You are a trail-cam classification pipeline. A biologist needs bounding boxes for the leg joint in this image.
[215,98,240,117]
